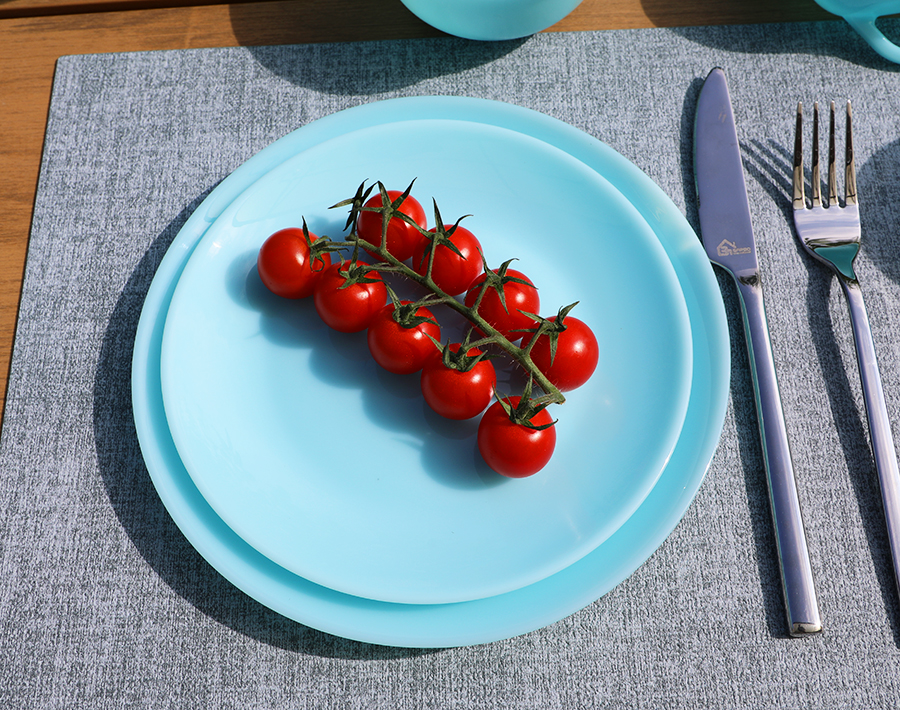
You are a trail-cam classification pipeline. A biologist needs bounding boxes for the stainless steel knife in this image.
[693,67,822,636]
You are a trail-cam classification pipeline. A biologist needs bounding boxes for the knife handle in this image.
[736,276,822,636]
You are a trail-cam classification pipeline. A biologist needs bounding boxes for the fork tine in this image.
[812,102,822,207]
[828,102,837,207]
[793,102,806,209]
[845,101,857,206]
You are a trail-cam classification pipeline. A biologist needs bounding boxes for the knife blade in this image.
[694,67,822,636]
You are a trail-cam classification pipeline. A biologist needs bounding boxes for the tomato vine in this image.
[320,181,573,409]
[257,179,599,476]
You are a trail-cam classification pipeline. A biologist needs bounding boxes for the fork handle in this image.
[841,280,900,598]
[737,277,822,635]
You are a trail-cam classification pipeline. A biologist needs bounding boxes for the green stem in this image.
[349,235,565,406]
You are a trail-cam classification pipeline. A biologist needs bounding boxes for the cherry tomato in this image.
[477,397,556,478]
[530,316,599,391]
[313,263,387,333]
[257,227,331,299]
[367,302,441,375]
[412,224,483,296]
[420,345,496,420]
[357,190,427,262]
[464,268,539,341]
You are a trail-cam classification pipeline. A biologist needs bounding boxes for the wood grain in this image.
[0,0,837,430]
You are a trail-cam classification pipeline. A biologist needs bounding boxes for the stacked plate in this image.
[131,96,729,648]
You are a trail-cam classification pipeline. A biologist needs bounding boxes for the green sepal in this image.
[493,379,557,431]
[370,179,419,252]
[330,180,375,233]
[384,288,441,330]
[518,302,579,364]
[299,217,341,272]
[416,200,471,267]
[474,256,535,314]
[335,259,384,289]
[427,328,489,373]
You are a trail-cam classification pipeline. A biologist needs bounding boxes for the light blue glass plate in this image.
[133,97,729,646]
[159,116,692,605]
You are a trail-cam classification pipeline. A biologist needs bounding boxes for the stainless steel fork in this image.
[793,100,900,600]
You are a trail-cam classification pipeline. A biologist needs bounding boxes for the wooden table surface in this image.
[0,0,836,428]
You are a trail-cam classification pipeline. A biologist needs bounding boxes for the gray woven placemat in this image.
[4,19,900,709]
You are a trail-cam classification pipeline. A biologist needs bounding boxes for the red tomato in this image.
[464,268,539,341]
[313,262,387,333]
[477,397,556,478]
[420,345,496,420]
[357,190,427,262]
[257,227,332,299]
[412,224,483,296]
[367,302,441,375]
[530,316,599,391]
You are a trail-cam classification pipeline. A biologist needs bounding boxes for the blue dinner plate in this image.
[132,96,729,646]
[159,117,693,605]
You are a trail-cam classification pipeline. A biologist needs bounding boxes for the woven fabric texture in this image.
[4,20,900,708]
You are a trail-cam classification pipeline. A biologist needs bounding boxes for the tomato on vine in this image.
[464,263,539,341]
[258,180,597,481]
[313,262,387,333]
[528,305,599,391]
[412,220,483,297]
[257,226,331,299]
[357,188,428,262]
[420,344,496,420]
[367,301,441,375]
[477,396,556,478]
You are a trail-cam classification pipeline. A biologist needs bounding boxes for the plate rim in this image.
[131,95,729,647]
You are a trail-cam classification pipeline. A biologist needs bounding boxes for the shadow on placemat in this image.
[91,192,433,659]
[241,37,528,94]
[670,17,900,71]
[858,138,900,285]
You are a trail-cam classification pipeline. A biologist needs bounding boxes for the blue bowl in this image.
[401,0,583,41]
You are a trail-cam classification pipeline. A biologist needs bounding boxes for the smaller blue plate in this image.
[160,117,693,605]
